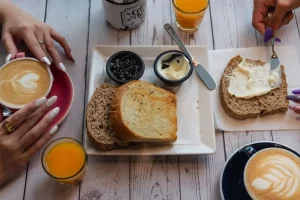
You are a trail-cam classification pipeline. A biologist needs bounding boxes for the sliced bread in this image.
[110,80,177,142]
[220,55,288,120]
[86,84,128,151]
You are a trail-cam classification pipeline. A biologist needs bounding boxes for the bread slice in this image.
[110,80,177,142]
[220,55,288,120]
[86,84,129,151]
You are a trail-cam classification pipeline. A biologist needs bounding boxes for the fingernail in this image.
[35,97,47,107]
[43,57,51,65]
[70,52,74,60]
[5,54,11,63]
[59,63,67,72]
[275,37,281,42]
[287,95,300,102]
[292,89,300,94]
[49,126,58,135]
[46,96,58,107]
[50,107,60,119]
[264,27,273,43]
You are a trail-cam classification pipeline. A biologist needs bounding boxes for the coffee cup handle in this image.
[5,52,25,63]
[239,145,257,158]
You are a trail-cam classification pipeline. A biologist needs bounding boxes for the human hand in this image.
[0,1,73,71]
[286,89,300,114]
[252,0,300,42]
[0,96,60,186]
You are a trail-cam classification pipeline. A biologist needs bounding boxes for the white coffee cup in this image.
[0,56,53,110]
[102,0,147,30]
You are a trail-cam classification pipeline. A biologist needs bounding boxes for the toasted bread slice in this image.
[86,84,129,151]
[110,80,177,142]
[220,55,288,120]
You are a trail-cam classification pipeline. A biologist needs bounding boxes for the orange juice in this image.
[42,138,86,185]
[173,0,208,31]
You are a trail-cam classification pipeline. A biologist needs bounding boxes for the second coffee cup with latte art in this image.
[244,148,300,200]
[0,58,53,109]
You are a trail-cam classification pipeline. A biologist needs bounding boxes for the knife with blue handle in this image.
[270,36,282,88]
[164,24,216,90]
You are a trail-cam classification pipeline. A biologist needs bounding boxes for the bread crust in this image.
[110,80,177,142]
[220,56,288,120]
[86,84,128,151]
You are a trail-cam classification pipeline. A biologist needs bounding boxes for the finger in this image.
[268,3,290,31]
[44,33,66,72]
[287,95,300,103]
[23,126,58,159]
[50,29,73,61]
[22,30,52,65]
[1,33,18,61]
[281,11,294,26]
[252,0,271,34]
[34,32,47,54]
[292,89,300,94]
[14,96,57,140]
[19,107,60,151]
[0,97,47,135]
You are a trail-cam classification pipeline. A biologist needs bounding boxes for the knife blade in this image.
[270,37,282,87]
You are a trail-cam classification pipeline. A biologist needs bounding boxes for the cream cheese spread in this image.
[157,53,190,80]
[228,58,280,99]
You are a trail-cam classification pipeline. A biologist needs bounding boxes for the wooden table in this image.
[1,0,300,199]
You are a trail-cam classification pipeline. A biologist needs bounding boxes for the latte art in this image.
[0,59,52,108]
[245,148,300,200]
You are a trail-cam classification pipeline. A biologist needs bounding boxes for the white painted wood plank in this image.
[129,1,180,200]
[170,2,226,200]
[24,0,89,199]
[80,1,130,199]
[0,1,46,199]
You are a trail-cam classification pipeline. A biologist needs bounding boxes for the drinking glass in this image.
[172,0,208,32]
[42,137,87,185]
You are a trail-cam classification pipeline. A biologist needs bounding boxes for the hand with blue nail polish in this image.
[287,89,300,114]
[253,0,300,42]
[0,0,74,71]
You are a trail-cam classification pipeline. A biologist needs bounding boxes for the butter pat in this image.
[228,58,280,99]
[157,53,190,80]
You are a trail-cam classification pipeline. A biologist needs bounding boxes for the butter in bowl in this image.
[154,50,193,86]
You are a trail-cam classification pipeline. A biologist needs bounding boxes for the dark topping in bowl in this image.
[109,54,143,81]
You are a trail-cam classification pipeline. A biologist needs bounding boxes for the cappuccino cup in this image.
[0,55,53,111]
[242,145,300,200]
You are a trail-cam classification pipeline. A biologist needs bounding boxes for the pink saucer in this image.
[47,65,74,127]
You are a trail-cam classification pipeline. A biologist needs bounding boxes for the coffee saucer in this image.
[219,141,300,200]
[47,65,74,127]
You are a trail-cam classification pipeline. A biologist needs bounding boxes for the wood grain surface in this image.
[1,0,300,200]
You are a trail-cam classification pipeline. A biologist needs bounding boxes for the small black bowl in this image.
[154,50,193,87]
[106,51,145,85]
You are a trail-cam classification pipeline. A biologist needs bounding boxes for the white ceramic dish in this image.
[84,45,216,155]
[211,46,300,131]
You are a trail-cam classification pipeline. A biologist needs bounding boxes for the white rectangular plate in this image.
[211,46,300,131]
[84,45,216,155]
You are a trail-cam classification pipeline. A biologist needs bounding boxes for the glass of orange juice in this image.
[42,137,87,185]
[172,0,208,32]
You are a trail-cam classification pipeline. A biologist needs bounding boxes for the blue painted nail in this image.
[275,37,281,42]
[292,89,300,94]
[287,95,300,102]
[264,27,273,43]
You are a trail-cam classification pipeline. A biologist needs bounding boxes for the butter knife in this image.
[270,36,281,87]
[164,24,216,90]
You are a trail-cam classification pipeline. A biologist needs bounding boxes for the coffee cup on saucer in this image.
[0,54,53,112]
[220,141,300,200]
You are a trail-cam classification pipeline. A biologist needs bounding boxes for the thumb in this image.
[1,33,18,61]
[268,4,290,31]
